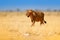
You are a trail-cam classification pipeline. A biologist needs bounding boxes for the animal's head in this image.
[26,10,36,17]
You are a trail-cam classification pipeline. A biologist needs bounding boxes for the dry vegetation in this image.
[0,11,60,40]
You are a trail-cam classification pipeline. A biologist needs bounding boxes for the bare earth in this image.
[0,12,60,40]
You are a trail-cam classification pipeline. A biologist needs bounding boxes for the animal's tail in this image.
[44,20,47,23]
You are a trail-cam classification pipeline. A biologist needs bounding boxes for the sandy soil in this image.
[0,12,60,40]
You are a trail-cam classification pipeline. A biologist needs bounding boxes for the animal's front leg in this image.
[31,20,35,26]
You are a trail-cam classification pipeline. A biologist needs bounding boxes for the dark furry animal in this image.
[26,10,46,26]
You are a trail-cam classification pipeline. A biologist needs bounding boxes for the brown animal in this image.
[26,10,46,26]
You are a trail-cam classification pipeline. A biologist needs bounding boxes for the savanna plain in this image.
[0,11,60,40]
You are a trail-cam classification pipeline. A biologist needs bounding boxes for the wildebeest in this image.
[26,10,46,26]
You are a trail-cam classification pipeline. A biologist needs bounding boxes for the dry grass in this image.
[0,12,60,40]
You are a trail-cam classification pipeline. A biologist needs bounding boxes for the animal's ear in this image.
[26,10,32,13]
[33,12,36,16]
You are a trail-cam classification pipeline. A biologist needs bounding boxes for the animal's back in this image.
[34,10,44,18]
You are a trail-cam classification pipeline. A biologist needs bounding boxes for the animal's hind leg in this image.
[40,18,44,25]
[40,20,44,25]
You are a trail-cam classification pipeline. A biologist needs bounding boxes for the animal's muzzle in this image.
[27,16,29,17]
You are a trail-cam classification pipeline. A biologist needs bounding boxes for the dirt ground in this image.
[0,12,60,40]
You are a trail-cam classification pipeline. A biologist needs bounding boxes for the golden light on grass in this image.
[0,12,60,40]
